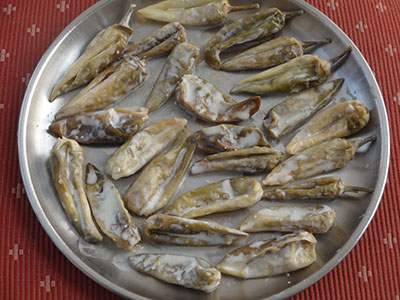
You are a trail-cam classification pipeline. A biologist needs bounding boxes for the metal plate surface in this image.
[18,0,390,299]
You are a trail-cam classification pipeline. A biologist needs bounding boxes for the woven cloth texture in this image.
[1,0,399,299]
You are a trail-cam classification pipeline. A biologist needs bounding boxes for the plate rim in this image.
[18,0,390,299]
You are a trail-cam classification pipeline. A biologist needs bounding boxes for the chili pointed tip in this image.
[302,38,332,49]
[350,135,376,150]
[329,46,353,69]
[333,77,345,88]
[230,86,240,94]
[49,92,58,102]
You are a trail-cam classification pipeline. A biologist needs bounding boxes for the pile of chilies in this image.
[47,1,374,293]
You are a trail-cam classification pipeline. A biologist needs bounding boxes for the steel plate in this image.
[18,0,390,299]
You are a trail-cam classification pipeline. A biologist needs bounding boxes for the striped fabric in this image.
[0,0,399,299]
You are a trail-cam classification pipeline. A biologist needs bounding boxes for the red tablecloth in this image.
[1,0,399,299]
